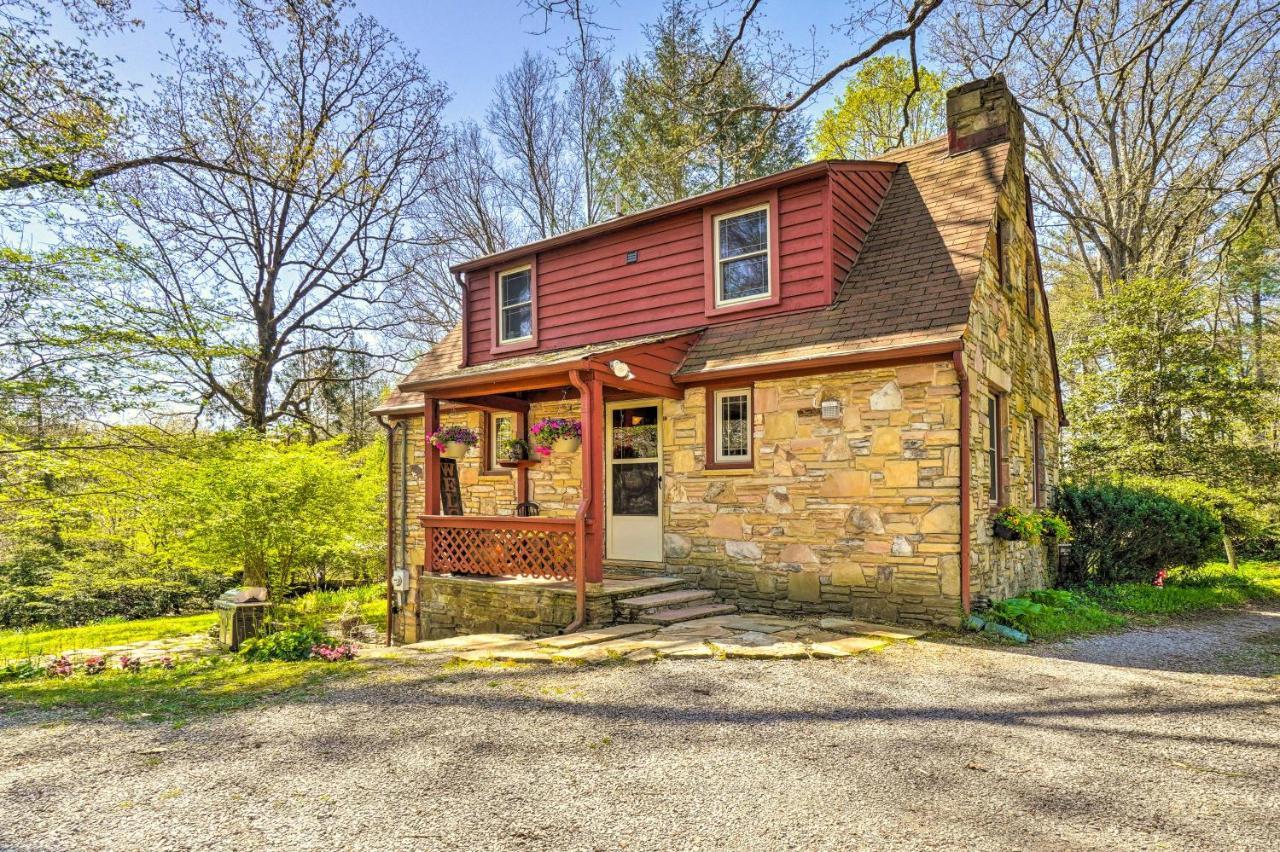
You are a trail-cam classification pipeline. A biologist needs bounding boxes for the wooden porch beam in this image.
[590,362,684,400]
[435,393,530,414]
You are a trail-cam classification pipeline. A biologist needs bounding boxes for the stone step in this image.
[638,602,738,626]
[535,623,658,650]
[617,589,715,612]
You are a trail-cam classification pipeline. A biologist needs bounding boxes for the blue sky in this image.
[53,0,865,126]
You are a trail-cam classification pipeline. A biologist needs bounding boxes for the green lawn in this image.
[0,583,387,663]
[983,560,1280,641]
[0,612,217,662]
[0,656,363,725]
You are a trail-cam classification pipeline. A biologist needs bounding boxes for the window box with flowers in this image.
[991,505,1042,542]
[429,424,479,460]
[530,417,581,455]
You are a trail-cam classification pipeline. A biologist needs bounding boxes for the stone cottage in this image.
[372,76,1065,642]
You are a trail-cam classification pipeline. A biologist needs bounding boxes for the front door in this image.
[606,401,663,562]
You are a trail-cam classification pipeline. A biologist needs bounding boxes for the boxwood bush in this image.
[1055,483,1221,585]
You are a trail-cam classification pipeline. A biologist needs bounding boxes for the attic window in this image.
[497,265,533,345]
[714,205,771,306]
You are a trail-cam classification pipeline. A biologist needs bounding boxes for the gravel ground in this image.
[2,608,1278,852]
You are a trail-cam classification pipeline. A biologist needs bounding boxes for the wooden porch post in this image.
[423,396,440,573]
[580,373,605,583]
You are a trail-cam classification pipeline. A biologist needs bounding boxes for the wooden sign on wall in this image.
[439,458,463,516]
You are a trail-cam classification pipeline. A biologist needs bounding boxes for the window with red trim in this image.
[706,386,753,469]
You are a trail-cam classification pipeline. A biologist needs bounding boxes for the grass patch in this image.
[276,583,386,631]
[0,612,217,663]
[0,655,363,725]
[982,560,1280,641]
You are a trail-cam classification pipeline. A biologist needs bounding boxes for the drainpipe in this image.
[563,369,592,634]
[375,414,396,645]
[952,351,972,615]
[454,271,469,368]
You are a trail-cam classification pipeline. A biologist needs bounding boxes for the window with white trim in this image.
[713,388,752,464]
[497,266,533,344]
[713,205,770,306]
[487,412,515,471]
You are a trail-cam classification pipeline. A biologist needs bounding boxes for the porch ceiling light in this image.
[609,359,635,380]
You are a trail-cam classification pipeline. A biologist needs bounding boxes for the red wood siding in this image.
[464,165,894,366]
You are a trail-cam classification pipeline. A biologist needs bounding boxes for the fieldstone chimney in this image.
[946,75,1023,155]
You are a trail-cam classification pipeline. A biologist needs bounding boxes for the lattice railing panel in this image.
[430,524,576,580]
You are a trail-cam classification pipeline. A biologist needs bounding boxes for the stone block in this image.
[779,543,817,564]
[764,411,797,440]
[725,539,763,561]
[708,513,743,538]
[920,503,961,534]
[664,533,693,558]
[870,381,903,411]
[884,460,918,488]
[787,571,822,603]
[831,563,866,587]
[871,426,901,454]
[820,469,870,497]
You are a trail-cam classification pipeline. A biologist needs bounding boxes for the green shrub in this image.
[238,626,330,662]
[1055,483,1221,585]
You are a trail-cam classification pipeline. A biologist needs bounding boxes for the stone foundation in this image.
[412,575,678,640]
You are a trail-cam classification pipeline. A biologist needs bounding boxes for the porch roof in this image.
[371,329,700,414]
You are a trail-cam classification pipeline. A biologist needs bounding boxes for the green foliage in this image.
[1038,510,1072,541]
[608,0,807,210]
[1055,482,1222,585]
[985,588,1126,640]
[982,562,1280,640]
[0,427,385,628]
[812,57,946,159]
[0,655,361,724]
[238,626,330,662]
[274,583,386,631]
[1119,476,1268,545]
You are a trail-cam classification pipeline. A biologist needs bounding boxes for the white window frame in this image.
[712,203,772,308]
[712,388,753,464]
[497,264,533,345]
[487,411,515,471]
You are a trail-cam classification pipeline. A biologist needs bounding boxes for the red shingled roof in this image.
[372,135,1009,416]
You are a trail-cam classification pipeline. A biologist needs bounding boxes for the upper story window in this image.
[714,205,771,306]
[498,265,533,344]
[708,387,753,469]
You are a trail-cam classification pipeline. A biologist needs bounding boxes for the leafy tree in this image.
[608,0,807,210]
[812,57,946,159]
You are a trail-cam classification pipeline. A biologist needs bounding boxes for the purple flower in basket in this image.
[428,424,479,451]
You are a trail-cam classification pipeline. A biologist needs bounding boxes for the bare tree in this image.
[76,0,450,433]
[487,51,580,238]
[933,0,1280,293]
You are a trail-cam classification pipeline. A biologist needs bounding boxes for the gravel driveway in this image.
[2,608,1277,852]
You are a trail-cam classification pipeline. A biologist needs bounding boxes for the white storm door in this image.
[606,401,663,562]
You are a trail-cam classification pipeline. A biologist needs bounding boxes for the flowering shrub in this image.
[46,656,73,678]
[240,626,330,662]
[83,655,106,675]
[157,655,176,670]
[118,653,141,673]
[428,424,478,451]
[1153,569,1168,588]
[310,641,357,662]
[529,418,581,456]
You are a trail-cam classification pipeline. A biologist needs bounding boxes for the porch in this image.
[400,333,698,638]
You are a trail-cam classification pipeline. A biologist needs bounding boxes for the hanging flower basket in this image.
[530,417,581,456]
[991,505,1041,542]
[429,425,478,460]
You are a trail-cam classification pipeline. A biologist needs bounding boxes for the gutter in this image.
[563,369,593,634]
[952,351,972,615]
[375,414,396,645]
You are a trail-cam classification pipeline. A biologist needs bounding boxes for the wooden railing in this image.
[421,515,579,581]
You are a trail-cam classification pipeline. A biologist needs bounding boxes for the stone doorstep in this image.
[808,636,891,658]
[403,633,528,654]
[818,618,928,641]
[638,603,739,626]
[535,623,658,650]
[615,589,715,611]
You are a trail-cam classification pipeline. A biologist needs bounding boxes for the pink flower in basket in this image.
[530,417,581,454]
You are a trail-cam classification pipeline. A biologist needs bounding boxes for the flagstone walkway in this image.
[36,633,222,667]
[397,614,925,663]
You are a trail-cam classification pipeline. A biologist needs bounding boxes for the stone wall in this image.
[963,110,1062,604]
[416,575,615,639]
[662,364,965,627]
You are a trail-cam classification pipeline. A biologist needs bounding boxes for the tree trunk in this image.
[1223,534,1238,571]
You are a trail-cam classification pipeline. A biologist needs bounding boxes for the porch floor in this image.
[426,573,682,598]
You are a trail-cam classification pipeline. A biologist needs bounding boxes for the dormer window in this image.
[497,265,533,345]
[713,204,771,307]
